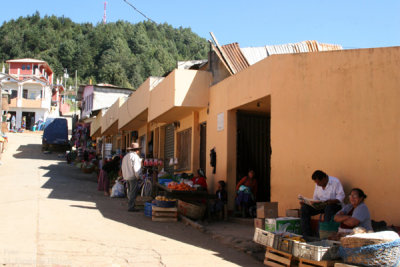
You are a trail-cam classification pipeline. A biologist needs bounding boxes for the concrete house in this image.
[206,46,400,225]
[0,58,55,129]
[79,84,134,120]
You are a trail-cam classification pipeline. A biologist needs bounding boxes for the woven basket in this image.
[341,236,395,248]
[339,239,400,266]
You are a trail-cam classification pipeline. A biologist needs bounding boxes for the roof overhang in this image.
[148,69,211,123]
[91,127,102,138]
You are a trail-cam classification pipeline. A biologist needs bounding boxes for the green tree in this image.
[0,14,209,89]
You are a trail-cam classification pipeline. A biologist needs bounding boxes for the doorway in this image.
[199,122,207,173]
[236,112,271,202]
[22,112,35,130]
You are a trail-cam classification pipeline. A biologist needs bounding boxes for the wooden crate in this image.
[136,196,153,206]
[152,206,178,222]
[299,258,336,267]
[264,247,296,267]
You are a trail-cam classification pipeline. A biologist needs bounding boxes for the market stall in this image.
[253,223,400,267]
[155,181,216,220]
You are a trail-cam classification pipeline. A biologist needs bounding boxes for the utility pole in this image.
[75,70,78,118]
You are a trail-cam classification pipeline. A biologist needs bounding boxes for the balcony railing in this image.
[9,98,43,108]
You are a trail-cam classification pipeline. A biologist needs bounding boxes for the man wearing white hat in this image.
[121,142,143,212]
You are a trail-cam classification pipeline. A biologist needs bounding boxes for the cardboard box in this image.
[286,209,300,218]
[265,217,301,235]
[256,202,278,218]
[254,218,265,229]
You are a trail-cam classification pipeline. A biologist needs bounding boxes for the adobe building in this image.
[206,46,400,225]
[91,40,400,225]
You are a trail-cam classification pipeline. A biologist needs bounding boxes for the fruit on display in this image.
[167,182,195,191]
[283,235,306,242]
[155,196,176,202]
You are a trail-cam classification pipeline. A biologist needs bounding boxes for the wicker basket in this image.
[341,236,396,248]
[339,239,400,266]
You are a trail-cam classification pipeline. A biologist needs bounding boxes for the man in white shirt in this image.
[121,142,143,212]
[300,170,345,236]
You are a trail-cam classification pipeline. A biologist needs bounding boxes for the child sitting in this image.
[210,181,228,219]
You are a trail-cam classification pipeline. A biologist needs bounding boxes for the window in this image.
[176,128,192,171]
[27,65,31,70]
[23,89,28,99]
[11,90,17,99]
[22,64,26,70]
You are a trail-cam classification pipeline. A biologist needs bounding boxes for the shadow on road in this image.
[13,144,66,161]
[32,153,259,265]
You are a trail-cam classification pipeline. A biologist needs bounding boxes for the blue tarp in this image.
[42,118,68,145]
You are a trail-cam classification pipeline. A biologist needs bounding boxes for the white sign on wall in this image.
[217,112,224,131]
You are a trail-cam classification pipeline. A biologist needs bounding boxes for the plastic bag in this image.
[111,181,125,198]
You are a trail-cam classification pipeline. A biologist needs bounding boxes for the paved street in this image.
[0,133,262,267]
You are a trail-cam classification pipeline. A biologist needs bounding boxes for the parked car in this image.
[42,118,70,151]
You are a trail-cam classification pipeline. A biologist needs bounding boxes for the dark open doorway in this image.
[236,112,271,202]
[22,112,35,130]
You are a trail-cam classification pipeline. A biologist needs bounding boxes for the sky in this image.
[0,0,399,49]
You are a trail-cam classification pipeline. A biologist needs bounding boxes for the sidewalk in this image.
[202,218,266,262]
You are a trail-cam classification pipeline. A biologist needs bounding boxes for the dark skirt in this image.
[97,169,109,192]
[235,191,254,206]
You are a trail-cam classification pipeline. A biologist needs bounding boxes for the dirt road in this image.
[0,133,262,267]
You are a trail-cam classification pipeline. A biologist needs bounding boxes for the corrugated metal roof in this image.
[240,47,268,65]
[240,41,343,66]
[220,43,250,74]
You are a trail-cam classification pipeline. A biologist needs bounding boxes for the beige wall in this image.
[101,97,127,135]
[119,78,152,130]
[90,111,103,136]
[207,46,400,225]
[148,69,212,122]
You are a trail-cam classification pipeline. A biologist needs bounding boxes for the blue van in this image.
[42,118,69,151]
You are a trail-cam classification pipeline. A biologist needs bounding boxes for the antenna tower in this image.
[103,1,107,24]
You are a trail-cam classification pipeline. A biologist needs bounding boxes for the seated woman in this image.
[192,169,208,191]
[235,170,258,217]
[334,188,373,233]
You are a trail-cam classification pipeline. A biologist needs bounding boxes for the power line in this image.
[123,0,156,24]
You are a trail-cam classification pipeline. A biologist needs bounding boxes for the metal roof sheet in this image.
[240,41,343,66]
[240,47,268,65]
[220,43,250,74]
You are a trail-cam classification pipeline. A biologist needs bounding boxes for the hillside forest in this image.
[0,12,209,88]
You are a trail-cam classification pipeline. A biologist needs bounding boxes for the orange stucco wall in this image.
[119,78,151,129]
[90,111,103,136]
[148,69,211,122]
[101,97,127,134]
[207,46,400,225]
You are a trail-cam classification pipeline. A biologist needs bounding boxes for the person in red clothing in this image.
[192,169,208,191]
[235,170,258,217]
